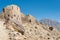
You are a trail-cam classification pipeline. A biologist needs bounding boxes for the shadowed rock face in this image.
[40,18,60,30]
[0,5,60,40]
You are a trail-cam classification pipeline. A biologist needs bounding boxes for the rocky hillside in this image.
[0,5,60,40]
[40,18,60,30]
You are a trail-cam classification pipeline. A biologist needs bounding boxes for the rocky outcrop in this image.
[0,5,60,40]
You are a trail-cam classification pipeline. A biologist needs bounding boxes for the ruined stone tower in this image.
[3,5,22,24]
[2,5,25,36]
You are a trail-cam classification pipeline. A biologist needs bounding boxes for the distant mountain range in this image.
[40,18,60,30]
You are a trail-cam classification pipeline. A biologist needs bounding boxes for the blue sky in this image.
[0,0,60,21]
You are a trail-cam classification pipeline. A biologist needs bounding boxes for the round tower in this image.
[3,5,22,23]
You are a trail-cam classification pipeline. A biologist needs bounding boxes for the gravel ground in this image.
[0,21,9,40]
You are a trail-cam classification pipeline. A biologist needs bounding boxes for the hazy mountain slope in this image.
[40,18,60,30]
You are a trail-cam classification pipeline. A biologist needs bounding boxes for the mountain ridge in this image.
[0,4,60,40]
[40,18,60,30]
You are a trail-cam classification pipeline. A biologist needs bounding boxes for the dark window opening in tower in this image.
[11,16,13,18]
[12,6,13,9]
[8,14,10,17]
[29,19,31,22]
[3,8,5,13]
[14,14,16,17]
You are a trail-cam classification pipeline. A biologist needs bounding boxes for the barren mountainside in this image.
[0,5,60,40]
[40,18,60,30]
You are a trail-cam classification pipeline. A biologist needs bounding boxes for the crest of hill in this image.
[26,14,36,20]
[0,5,60,40]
